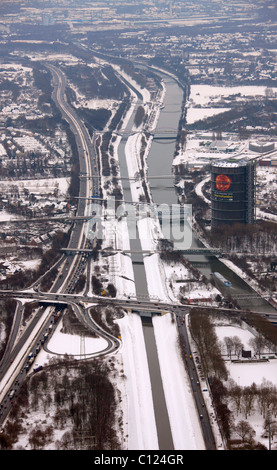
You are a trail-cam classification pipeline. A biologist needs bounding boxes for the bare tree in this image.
[233,336,243,359]
[241,384,257,419]
[263,419,277,442]
[224,336,234,359]
[228,381,243,416]
[257,380,276,418]
[235,420,256,443]
[249,334,267,358]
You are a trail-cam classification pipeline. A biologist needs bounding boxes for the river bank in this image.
[193,178,277,314]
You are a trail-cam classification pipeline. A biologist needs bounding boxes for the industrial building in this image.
[211,160,255,228]
[249,141,275,153]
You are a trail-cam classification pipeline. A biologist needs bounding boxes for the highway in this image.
[176,314,217,450]
[3,286,277,319]
[0,64,116,423]
[46,63,94,294]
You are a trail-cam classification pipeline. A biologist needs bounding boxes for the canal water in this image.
[117,99,175,449]
[147,72,276,315]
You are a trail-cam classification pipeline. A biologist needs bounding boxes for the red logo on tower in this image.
[215,174,232,191]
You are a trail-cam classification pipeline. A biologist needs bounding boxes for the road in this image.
[0,64,110,423]
[176,314,217,450]
[46,63,95,294]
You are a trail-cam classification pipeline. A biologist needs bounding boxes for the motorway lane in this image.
[47,64,91,294]
[0,64,101,416]
[47,64,101,297]
[3,288,277,323]
[0,300,23,371]
[0,275,233,440]
[1,61,275,443]
[47,66,102,297]
[177,315,217,450]
[0,304,55,422]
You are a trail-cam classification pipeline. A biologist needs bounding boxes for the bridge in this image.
[179,248,222,256]
[231,293,277,301]
[153,135,178,141]
[4,290,277,322]
[115,128,178,140]
[116,249,153,255]
[61,248,154,256]
[0,215,93,224]
[80,175,175,180]
[61,247,220,257]
[231,294,264,300]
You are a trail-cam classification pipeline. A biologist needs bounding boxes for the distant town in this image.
[0,0,276,453]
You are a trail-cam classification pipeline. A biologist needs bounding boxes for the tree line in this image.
[209,220,277,255]
[0,357,123,450]
[188,307,277,449]
[210,375,277,449]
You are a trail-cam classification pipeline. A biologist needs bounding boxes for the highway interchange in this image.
[0,63,109,424]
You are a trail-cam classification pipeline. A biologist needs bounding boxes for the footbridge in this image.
[114,128,178,141]
[231,293,276,301]
[152,127,179,140]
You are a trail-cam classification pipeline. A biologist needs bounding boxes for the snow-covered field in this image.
[34,308,208,450]
[174,83,277,170]
[0,177,69,197]
[216,324,277,449]
[187,84,277,125]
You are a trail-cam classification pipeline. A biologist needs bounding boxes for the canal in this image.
[117,97,175,449]
[147,71,276,315]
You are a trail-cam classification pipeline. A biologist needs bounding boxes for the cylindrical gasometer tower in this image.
[211,160,255,228]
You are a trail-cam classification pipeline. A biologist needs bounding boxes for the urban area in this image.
[0,0,276,453]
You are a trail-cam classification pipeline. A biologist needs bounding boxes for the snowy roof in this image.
[212,160,248,168]
[0,144,7,156]
[211,140,228,147]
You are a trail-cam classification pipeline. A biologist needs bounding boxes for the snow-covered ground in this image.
[0,177,69,198]
[84,74,277,450]
[174,83,277,169]
[34,309,208,450]
[32,293,277,450]
[216,324,277,449]
[4,59,277,450]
